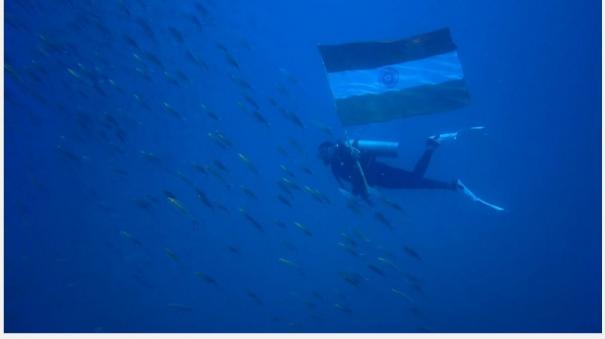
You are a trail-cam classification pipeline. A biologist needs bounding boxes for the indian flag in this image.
[318,28,471,126]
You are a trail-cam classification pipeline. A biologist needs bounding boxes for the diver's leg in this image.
[415,177,457,190]
[412,139,439,178]
[366,162,416,188]
[368,161,455,191]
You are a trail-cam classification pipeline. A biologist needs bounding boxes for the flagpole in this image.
[344,137,370,198]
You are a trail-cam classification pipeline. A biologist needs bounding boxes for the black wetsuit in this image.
[328,142,455,199]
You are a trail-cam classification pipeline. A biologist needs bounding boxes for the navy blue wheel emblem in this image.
[379,67,399,88]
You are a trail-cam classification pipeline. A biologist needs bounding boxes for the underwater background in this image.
[4,0,601,333]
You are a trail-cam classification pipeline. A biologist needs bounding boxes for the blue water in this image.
[5,0,601,333]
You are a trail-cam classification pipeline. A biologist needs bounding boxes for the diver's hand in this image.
[342,140,361,160]
[349,146,361,160]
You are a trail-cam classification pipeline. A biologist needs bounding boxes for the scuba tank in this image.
[347,139,399,157]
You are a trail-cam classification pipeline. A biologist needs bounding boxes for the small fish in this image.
[243,95,260,110]
[301,166,313,176]
[119,230,142,246]
[403,246,422,261]
[303,186,330,204]
[195,187,214,209]
[288,138,305,154]
[200,104,218,120]
[133,53,145,63]
[66,67,80,79]
[312,121,333,137]
[276,145,289,158]
[381,197,406,214]
[337,242,360,257]
[192,162,209,175]
[231,75,253,91]
[410,281,424,294]
[239,208,264,232]
[239,37,253,51]
[245,289,263,305]
[134,197,153,211]
[5,63,22,83]
[164,190,177,199]
[213,203,229,215]
[134,67,152,82]
[311,291,324,301]
[168,27,184,44]
[163,71,181,87]
[279,67,299,85]
[274,219,287,229]
[136,17,156,42]
[294,222,312,237]
[277,194,292,207]
[215,41,228,53]
[339,233,358,247]
[391,288,413,302]
[279,165,295,178]
[213,159,229,173]
[194,271,219,286]
[403,273,422,285]
[164,248,179,262]
[281,240,297,252]
[304,300,317,311]
[176,69,191,83]
[340,272,364,287]
[346,199,363,215]
[276,82,290,97]
[140,150,161,164]
[56,145,81,162]
[283,110,304,128]
[374,211,393,231]
[167,303,192,311]
[143,51,163,68]
[251,111,270,126]
[367,264,385,277]
[223,51,240,69]
[278,177,301,192]
[186,50,209,70]
[267,96,278,107]
[237,153,259,175]
[118,2,133,17]
[333,303,352,314]
[207,167,231,189]
[166,196,187,214]
[207,131,232,149]
[240,185,258,200]
[227,245,241,254]
[162,102,185,120]
[377,257,402,272]
[185,14,203,30]
[132,272,152,289]
[195,2,211,18]
[123,33,140,50]
[277,257,298,268]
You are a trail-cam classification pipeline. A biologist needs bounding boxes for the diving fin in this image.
[429,126,486,144]
[456,180,504,212]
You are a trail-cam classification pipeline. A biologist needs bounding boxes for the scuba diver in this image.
[318,129,504,211]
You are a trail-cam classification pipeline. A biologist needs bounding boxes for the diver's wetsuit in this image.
[328,142,455,198]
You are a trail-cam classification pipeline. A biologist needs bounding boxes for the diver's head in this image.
[318,141,335,165]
